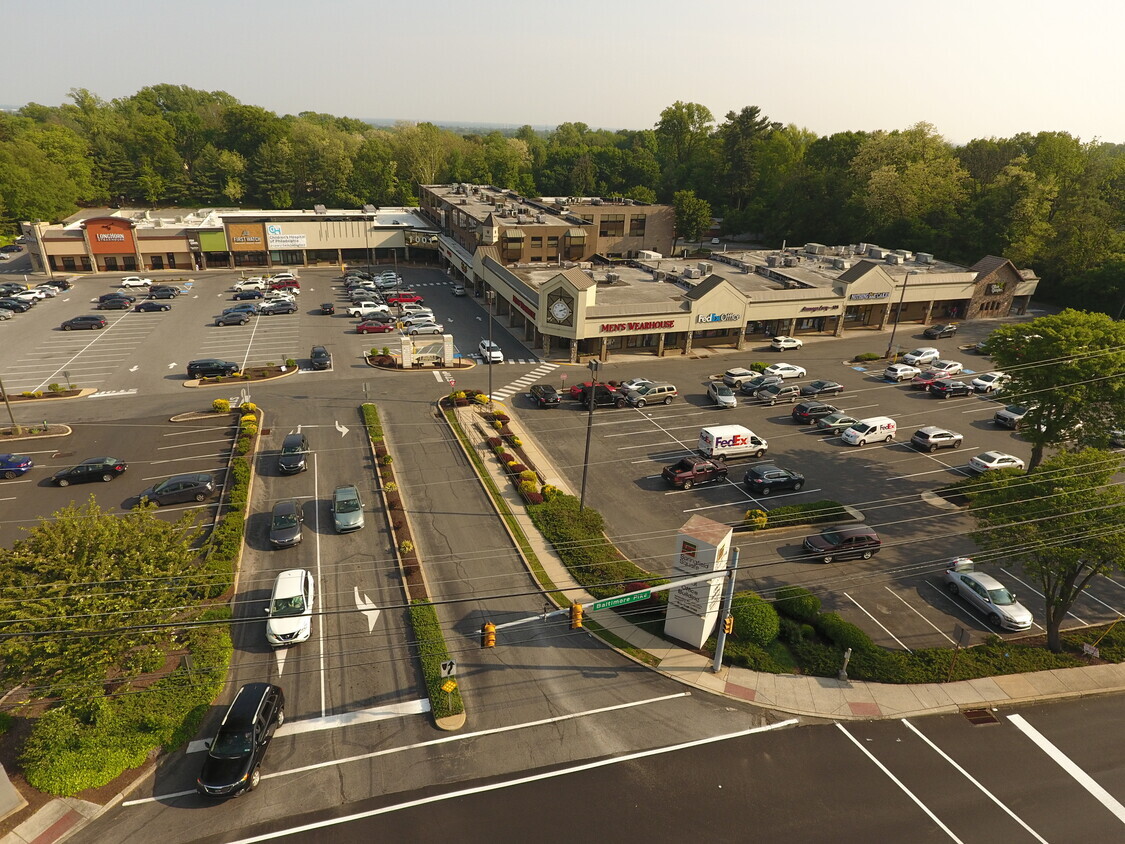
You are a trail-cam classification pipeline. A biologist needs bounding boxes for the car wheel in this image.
[101,473,115,482]
[884,434,893,442]
[162,305,169,311]
[788,396,796,403]
[682,479,694,490]
[760,486,771,495]
[248,766,261,791]
[277,708,284,727]
[754,449,765,458]
[928,445,938,453]
[3,471,16,480]
[214,320,222,326]
[194,492,206,502]
[861,550,873,560]
[635,400,646,408]
[663,396,673,405]
[942,393,950,399]
[793,481,803,491]
[946,582,959,596]
[821,555,834,564]
[988,612,1002,628]
[56,477,70,486]
[63,324,72,330]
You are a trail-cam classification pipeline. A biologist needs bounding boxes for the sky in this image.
[3,0,1123,145]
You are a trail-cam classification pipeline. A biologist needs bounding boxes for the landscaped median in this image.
[361,402,465,727]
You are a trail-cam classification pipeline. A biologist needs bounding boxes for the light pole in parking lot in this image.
[0,376,21,435]
[884,270,916,361]
[579,358,600,511]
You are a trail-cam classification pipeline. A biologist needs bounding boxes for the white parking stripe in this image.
[844,591,913,652]
[1008,713,1125,824]
[884,587,957,645]
[836,724,965,843]
[1000,568,1087,624]
[902,720,1048,842]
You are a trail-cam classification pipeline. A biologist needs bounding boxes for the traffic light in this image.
[570,603,584,629]
[480,621,496,648]
[723,615,734,635]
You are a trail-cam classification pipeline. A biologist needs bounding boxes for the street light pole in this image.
[579,358,600,511]
[486,290,494,407]
[884,270,915,360]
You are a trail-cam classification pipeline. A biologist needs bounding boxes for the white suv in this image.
[771,335,803,351]
[478,340,504,363]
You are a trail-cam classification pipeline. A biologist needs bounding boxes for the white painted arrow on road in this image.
[275,646,288,675]
[354,587,380,632]
[129,365,139,372]
[335,420,350,438]
[168,362,177,369]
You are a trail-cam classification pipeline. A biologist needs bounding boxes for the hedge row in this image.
[528,493,652,599]
[200,455,251,599]
[362,402,384,444]
[743,499,849,530]
[21,606,233,796]
[409,600,464,720]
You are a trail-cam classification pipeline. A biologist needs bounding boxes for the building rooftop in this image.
[422,183,660,230]
[56,206,432,233]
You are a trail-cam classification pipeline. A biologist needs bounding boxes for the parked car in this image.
[215,311,250,326]
[400,303,433,316]
[232,289,264,301]
[994,404,1031,429]
[134,301,171,312]
[269,280,300,293]
[97,292,137,304]
[763,363,807,379]
[799,380,844,397]
[309,346,332,370]
[911,370,949,390]
[0,298,31,313]
[347,301,390,317]
[744,464,804,496]
[969,451,1026,473]
[0,454,33,479]
[407,321,445,335]
[223,303,260,316]
[620,377,654,393]
[278,433,310,474]
[923,323,958,339]
[791,401,839,424]
[356,320,397,334]
[149,285,182,297]
[61,315,107,330]
[187,359,239,378]
[52,457,127,485]
[580,384,626,409]
[770,335,803,351]
[386,291,424,304]
[331,485,365,533]
[755,383,802,405]
[529,384,560,408]
[739,375,783,395]
[139,473,216,506]
[196,682,285,797]
[661,456,728,489]
[263,289,296,302]
[32,285,59,297]
[625,382,678,407]
[722,367,760,389]
[118,276,152,288]
[98,297,133,310]
[802,525,881,563]
[233,278,266,291]
[971,372,1010,393]
[943,558,1033,630]
[902,347,940,366]
[930,359,963,376]
[928,379,973,399]
[815,412,860,433]
[260,300,298,315]
[707,381,738,408]
[400,312,437,327]
[0,309,14,320]
[147,288,180,300]
[910,426,963,452]
[268,499,304,548]
[451,283,466,296]
[269,272,297,282]
[884,363,921,382]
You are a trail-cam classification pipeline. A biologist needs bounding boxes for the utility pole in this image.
[579,358,600,511]
[711,548,739,673]
[0,376,20,435]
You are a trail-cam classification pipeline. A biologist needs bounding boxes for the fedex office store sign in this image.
[266,225,307,249]
[696,312,741,324]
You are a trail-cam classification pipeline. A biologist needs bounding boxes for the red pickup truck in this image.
[661,456,729,489]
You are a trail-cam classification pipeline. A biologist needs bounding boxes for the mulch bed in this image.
[0,390,83,402]
[198,365,289,384]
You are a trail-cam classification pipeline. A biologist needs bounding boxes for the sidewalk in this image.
[456,401,1125,722]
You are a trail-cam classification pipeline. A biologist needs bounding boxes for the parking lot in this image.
[508,325,1125,650]
[0,415,235,547]
[0,266,536,399]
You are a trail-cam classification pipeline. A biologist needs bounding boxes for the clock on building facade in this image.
[546,290,574,326]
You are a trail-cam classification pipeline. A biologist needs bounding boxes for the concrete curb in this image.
[0,425,73,443]
[184,368,298,389]
[0,388,97,405]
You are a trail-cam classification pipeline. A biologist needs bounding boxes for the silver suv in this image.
[625,382,677,407]
[755,383,801,405]
[993,404,1030,429]
[910,426,963,452]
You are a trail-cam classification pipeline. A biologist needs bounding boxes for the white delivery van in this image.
[840,416,897,446]
[697,425,768,460]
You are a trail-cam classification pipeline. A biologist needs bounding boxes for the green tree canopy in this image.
[671,189,712,252]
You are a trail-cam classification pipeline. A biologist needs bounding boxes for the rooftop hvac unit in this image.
[916,252,934,264]
[857,242,870,254]
[653,271,666,282]
[868,248,887,259]
[683,267,702,279]
[767,254,780,267]
[782,256,799,267]
[804,242,828,255]
[893,249,912,259]
[697,261,713,275]
[584,269,595,278]
[605,272,619,283]
[885,254,903,265]
[592,198,604,206]
[536,214,545,223]
[831,257,852,270]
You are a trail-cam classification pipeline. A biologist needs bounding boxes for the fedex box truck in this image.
[697,425,768,460]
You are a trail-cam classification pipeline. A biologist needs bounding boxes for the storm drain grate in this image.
[962,708,1000,725]
[261,428,271,436]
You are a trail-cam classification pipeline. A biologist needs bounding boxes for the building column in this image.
[833,316,845,337]
[569,342,578,364]
[734,327,745,351]
[542,334,552,357]
[599,336,609,361]
[923,300,934,324]
[683,331,694,355]
[657,333,666,357]
[786,318,796,335]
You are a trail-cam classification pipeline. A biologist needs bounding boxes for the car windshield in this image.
[211,728,253,757]
[272,595,306,616]
[282,444,303,454]
[335,497,360,513]
[821,530,843,545]
[1006,405,1027,415]
[714,385,733,396]
[272,513,298,529]
[987,587,1016,606]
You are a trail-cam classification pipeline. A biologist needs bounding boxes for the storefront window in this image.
[80,257,91,271]
[151,256,164,269]
[270,250,303,265]
[234,252,267,267]
[104,257,118,271]
[62,256,75,271]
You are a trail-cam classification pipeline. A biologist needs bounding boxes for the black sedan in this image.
[799,380,844,397]
[260,300,297,315]
[139,473,215,506]
[232,289,264,300]
[97,292,137,303]
[187,359,239,378]
[0,298,32,313]
[923,322,959,339]
[744,464,804,496]
[791,401,839,424]
[52,457,127,486]
[134,301,171,312]
[269,499,305,548]
[98,297,133,310]
[929,379,973,399]
[530,384,561,407]
[62,315,107,330]
[0,454,33,479]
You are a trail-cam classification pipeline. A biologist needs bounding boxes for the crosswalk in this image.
[487,362,560,401]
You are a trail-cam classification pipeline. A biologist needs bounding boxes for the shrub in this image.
[472,393,489,405]
[239,402,257,414]
[750,361,770,372]
[730,591,780,646]
[451,391,466,401]
[486,436,502,448]
[518,470,538,484]
[541,484,562,501]
[384,481,398,492]
[20,391,34,397]
[764,500,848,529]
[212,398,230,413]
[854,352,882,362]
[381,454,394,465]
[508,436,523,448]
[518,479,538,497]
[492,413,510,424]
[235,435,252,455]
[524,492,544,504]
[774,585,821,622]
[409,601,464,719]
[497,452,514,464]
[507,462,527,474]
[492,420,504,431]
[743,508,768,530]
[399,540,414,554]
[285,358,297,368]
[816,612,873,652]
[48,383,63,393]
[381,346,390,356]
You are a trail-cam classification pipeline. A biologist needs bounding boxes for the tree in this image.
[0,499,206,701]
[716,105,779,213]
[967,448,1125,651]
[671,189,712,254]
[986,309,1125,470]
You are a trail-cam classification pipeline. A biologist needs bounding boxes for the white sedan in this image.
[943,559,1033,631]
[34,285,60,297]
[968,451,1026,473]
[764,363,807,379]
[771,335,803,351]
[119,276,152,287]
[620,377,653,393]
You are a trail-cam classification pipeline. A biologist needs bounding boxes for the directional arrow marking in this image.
[275,646,288,675]
[354,587,381,632]
[335,420,350,438]
[168,362,177,369]
[129,365,139,372]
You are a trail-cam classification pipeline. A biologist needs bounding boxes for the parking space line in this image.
[843,591,912,652]
[163,426,230,436]
[999,568,1088,624]
[884,587,957,645]
[923,579,1043,633]
[156,439,232,450]
[682,486,819,513]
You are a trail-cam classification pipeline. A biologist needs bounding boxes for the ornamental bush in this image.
[774,585,821,622]
[743,508,768,530]
[382,454,394,465]
[472,393,489,405]
[507,463,527,474]
[239,402,257,414]
[816,612,873,652]
[486,436,502,448]
[541,484,562,501]
[524,492,544,505]
[399,540,414,554]
[854,352,882,362]
[730,591,780,646]
[508,436,523,448]
[235,435,252,455]
[518,470,538,484]
[518,479,538,498]
[48,383,63,393]
[212,398,230,413]
[497,452,514,464]
[492,420,503,431]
